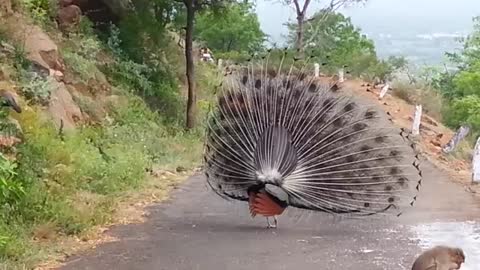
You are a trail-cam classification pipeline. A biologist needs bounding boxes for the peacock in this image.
[202,50,422,228]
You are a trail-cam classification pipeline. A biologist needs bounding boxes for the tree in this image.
[436,16,480,100]
[287,10,375,69]
[444,95,480,136]
[278,0,366,53]
[176,0,234,130]
[119,0,183,60]
[445,16,480,71]
[433,16,480,133]
[195,2,265,53]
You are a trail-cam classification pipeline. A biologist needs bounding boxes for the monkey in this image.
[411,245,465,270]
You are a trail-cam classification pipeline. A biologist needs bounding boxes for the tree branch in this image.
[303,0,353,47]
[292,0,301,15]
[301,0,311,15]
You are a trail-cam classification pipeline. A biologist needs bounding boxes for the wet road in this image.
[60,159,480,270]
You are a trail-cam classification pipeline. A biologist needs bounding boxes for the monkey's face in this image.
[452,248,465,265]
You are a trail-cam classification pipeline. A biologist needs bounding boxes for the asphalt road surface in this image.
[59,159,480,270]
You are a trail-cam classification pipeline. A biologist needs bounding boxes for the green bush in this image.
[62,49,102,82]
[195,2,266,53]
[215,51,251,64]
[444,95,480,136]
[99,23,184,123]
[21,0,57,26]
[18,71,53,105]
[0,154,25,209]
[0,104,153,263]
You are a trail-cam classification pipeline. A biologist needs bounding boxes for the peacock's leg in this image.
[266,216,277,229]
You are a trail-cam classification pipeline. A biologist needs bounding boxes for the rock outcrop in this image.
[57,4,82,32]
[9,24,65,79]
[47,81,83,131]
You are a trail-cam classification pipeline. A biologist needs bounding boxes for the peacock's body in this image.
[203,52,422,227]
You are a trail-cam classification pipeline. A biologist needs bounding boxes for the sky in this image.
[255,0,480,46]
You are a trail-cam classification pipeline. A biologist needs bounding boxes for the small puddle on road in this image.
[410,221,480,270]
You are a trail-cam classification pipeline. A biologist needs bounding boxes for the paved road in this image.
[60,159,480,270]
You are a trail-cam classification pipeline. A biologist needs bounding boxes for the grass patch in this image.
[0,90,203,268]
[0,11,209,269]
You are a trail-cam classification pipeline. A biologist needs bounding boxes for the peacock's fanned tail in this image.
[203,51,422,217]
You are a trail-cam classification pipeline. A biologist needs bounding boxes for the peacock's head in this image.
[264,183,289,206]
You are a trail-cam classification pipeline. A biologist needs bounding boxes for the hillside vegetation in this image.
[0,0,209,268]
[0,0,478,269]
[385,16,480,161]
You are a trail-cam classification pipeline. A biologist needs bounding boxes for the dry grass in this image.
[446,135,476,162]
[391,80,444,121]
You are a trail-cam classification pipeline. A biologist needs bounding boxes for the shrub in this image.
[18,71,53,105]
[443,95,480,136]
[391,81,416,103]
[103,17,186,121]
[391,80,444,120]
[21,0,57,26]
[62,50,101,81]
[0,154,25,209]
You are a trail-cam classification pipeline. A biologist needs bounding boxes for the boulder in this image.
[57,4,82,32]
[47,81,83,130]
[17,25,65,75]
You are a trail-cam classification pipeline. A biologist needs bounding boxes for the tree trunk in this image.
[184,1,196,130]
[292,0,311,55]
[295,13,304,52]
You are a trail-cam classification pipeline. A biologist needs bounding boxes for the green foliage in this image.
[0,154,25,209]
[361,56,408,82]
[195,2,266,53]
[0,87,203,266]
[288,11,375,68]
[102,24,183,123]
[214,50,251,63]
[63,50,100,81]
[0,101,152,264]
[431,70,457,99]
[106,92,203,167]
[114,1,183,59]
[435,16,480,100]
[444,95,480,136]
[286,10,406,81]
[21,0,57,26]
[445,17,480,70]
[387,55,409,70]
[428,16,480,132]
[450,62,480,97]
[61,32,104,82]
[18,71,53,105]
[11,45,30,72]
[0,0,209,266]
